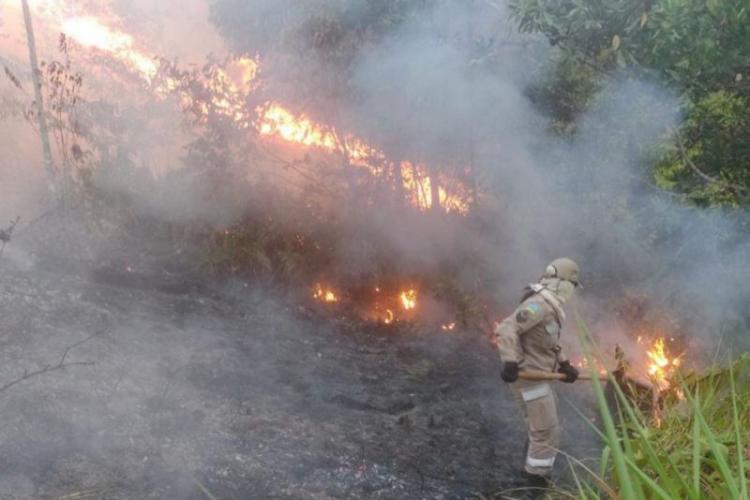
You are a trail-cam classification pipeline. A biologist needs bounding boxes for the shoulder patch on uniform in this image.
[516,302,542,324]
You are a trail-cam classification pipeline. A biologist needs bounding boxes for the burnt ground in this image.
[0,249,601,499]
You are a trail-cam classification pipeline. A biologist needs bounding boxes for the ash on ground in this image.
[0,243,599,499]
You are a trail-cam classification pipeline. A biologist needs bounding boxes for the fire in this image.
[201,57,259,125]
[62,16,158,82]
[441,322,456,331]
[257,103,338,150]
[313,284,338,303]
[31,5,472,215]
[362,286,421,325]
[399,289,417,311]
[255,103,470,214]
[383,309,394,324]
[645,337,681,390]
[574,357,608,376]
[256,101,388,176]
[61,12,259,121]
[400,163,470,214]
[218,57,258,96]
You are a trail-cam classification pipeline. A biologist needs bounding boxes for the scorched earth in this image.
[0,250,598,499]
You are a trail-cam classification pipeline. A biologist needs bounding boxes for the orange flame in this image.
[383,309,395,324]
[574,357,608,376]
[257,103,338,150]
[62,16,158,82]
[256,103,470,214]
[399,289,417,311]
[645,337,681,390]
[43,7,471,215]
[313,284,338,303]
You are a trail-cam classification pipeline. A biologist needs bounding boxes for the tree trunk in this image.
[21,0,56,190]
[428,165,440,213]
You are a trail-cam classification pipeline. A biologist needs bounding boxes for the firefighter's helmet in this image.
[543,258,580,286]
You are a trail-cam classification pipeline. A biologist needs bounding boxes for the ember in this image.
[383,309,394,325]
[313,284,339,303]
[574,357,608,376]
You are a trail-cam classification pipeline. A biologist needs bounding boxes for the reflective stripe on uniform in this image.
[526,455,555,468]
[520,383,551,402]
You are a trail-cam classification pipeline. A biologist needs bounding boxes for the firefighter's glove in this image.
[558,360,579,383]
[501,361,519,383]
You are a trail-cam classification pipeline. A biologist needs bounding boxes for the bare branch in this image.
[0,327,107,395]
[672,129,747,193]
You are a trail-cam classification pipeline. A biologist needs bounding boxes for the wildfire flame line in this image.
[38,6,471,215]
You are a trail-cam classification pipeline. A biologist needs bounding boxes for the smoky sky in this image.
[2,0,747,353]
[207,0,750,351]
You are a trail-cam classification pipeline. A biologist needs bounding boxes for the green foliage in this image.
[510,0,750,206]
[211,0,434,58]
[526,52,602,135]
[658,91,750,206]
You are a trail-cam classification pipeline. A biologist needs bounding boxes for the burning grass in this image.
[564,312,750,500]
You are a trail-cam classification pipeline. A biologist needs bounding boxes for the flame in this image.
[61,12,259,122]
[256,103,470,213]
[441,322,456,331]
[383,309,394,324]
[62,16,158,82]
[32,4,472,215]
[219,57,259,96]
[645,337,681,390]
[313,284,338,303]
[399,289,417,311]
[400,162,469,214]
[202,57,259,124]
[574,357,608,376]
[257,103,338,150]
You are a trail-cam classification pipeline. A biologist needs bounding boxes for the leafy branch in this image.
[671,128,748,194]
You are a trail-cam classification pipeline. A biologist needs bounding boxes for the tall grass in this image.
[570,307,749,499]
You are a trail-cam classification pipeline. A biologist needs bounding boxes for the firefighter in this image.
[493,258,581,486]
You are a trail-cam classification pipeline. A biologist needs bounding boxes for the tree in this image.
[510,0,750,205]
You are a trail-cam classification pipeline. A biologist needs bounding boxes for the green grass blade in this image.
[692,405,702,495]
[194,479,219,500]
[568,457,587,498]
[614,402,647,498]
[607,364,690,496]
[600,445,611,479]
[573,304,637,500]
[729,358,748,500]
[691,394,741,498]
[623,455,674,500]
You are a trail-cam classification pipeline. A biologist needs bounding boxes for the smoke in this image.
[1,0,746,352]
[208,0,750,351]
[6,0,750,495]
